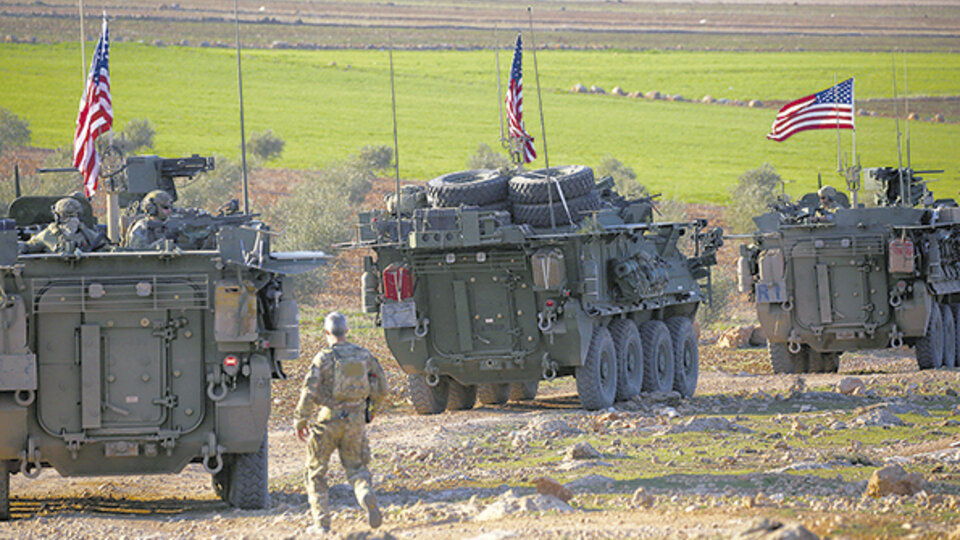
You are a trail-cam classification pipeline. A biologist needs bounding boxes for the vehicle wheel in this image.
[640,320,675,393]
[609,319,643,401]
[426,169,508,207]
[477,383,510,405]
[916,302,944,370]
[509,381,539,401]
[225,433,270,509]
[951,304,960,368]
[511,191,602,228]
[576,325,618,410]
[941,304,956,369]
[446,378,477,411]
[408,373,450,415]
[666,317,699,398]
[1,461,9,521]
[507,165,595,205]
[823,352,841,373]
[768,342,810,373]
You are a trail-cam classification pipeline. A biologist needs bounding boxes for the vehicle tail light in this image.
[223,355,239,368]
[383,263,414,301]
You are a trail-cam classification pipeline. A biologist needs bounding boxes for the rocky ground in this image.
[6,347,960,539]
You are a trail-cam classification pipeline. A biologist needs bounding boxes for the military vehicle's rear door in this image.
[33,275,207,436]
[790,236,888,334]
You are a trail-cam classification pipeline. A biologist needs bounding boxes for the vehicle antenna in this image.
[14,163,21,198]
[892,53,905,206]
[526,7,549,169]
[834,72,842,173]
[904,51,911,169]
[388,40,402,240]
[78,0,86,87]
[494,25,506,146]
[234,0,250,215]
[818,171,823,190]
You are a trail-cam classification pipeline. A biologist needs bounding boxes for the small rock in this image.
[866,464,925,497]
[632,487,654,508]
[718,325,759,349]
[534,477,573,503]
[589,85,606,94]
[837,377,866,395]
[570,83,587,93]
[566,442,601,460]
[748,99,763,108]
[933,113,945,123]
[611,86,626,96]
[627,91,642,98]
[644,90,660,100]
[907,112,920,121]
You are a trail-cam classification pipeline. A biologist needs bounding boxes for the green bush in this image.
[177,154,240,210]
[597,155,648,199]
[247,129,285,163]
[695,269,735,331]
[117,118,156,155]
[467,143,510,172]
[725,164,783,234]
[0,107,31,157]
[355,144,393,172]
[1,145,83,216]
[653,198,687,222]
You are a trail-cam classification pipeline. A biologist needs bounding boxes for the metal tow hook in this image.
[424,358,440,387]
[202,433,226,474]
[787,330,802,354]
[206,371,229,402]
[19,437,42,478]
[537,311,555,332]
[414,317,430,338]
[889,325,904,348]
[540,353,558,381]
[889,293,903,308]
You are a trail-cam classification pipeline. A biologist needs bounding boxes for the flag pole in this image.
[494,25,506,146]
[834,73,841,173]
[892,53,905,206]
[527,7,549,169]
[234,0,250,215]
[851,77,859,208]
[78,0,86,87]
[904,52,911,169]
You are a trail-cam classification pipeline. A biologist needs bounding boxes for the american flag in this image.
[73,15,113,197]
[506,33,536,163]
[767,78,854,142]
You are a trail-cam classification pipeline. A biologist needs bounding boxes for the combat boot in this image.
[362,492,382,529]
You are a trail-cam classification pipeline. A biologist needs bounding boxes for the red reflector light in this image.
[223,355,239,367]
[383,263,414,301]
[546,300,554,307]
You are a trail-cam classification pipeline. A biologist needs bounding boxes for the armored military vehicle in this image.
[0,154,326,519]
[352,166,722,413]
[739,166,958,373]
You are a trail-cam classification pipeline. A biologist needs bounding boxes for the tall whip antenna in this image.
[494,25,506,145]
[388,41,402,241]
[526,7,549,169]
[834,72,842,172]
[892,53,905,206]
[904,51,911,169]
[78,0,87,87]
[234,0,250,214]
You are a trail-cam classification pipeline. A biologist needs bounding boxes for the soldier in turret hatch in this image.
[20,197,106,254]
[818,186,842,212]
[125,190,174,249]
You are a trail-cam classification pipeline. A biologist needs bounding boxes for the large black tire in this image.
[224,433,270,510]
[408,373,450,414]
[426,169,508,207]
[507,165,595,205]
[576,326,618,410]
[640,321,674,392]
[446,378,477,411]
[916,302,944,370]
[509,381,539,401]
[942,304,956,369]
[1,461,9,521]
[609,319,643,401]
[768,342,811,374]
[511,191,602,228]
[667,317,699,398]
[477,383,510,405]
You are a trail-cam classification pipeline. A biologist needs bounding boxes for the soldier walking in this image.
[294,312,389,534]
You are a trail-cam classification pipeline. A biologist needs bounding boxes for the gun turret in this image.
[123,154,215,206]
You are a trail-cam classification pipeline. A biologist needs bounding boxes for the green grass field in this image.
[2,43,958,203]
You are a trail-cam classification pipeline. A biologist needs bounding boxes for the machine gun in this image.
[123,154,215,205]
[157,201,260,249]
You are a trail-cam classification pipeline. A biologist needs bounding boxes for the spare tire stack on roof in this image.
[425,169,509,211]
[508,165,601,227]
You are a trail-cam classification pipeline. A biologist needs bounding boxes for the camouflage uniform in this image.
[125,190,174,249]
[293,342,389,529]
[22,222,104,253]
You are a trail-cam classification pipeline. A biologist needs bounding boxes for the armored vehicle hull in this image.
[0,161,325,518]
[354,167,721,413]
[741,169,959,373]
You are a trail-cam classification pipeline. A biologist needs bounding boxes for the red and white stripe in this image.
[73,16,112,198]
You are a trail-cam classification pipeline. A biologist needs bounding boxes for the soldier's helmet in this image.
[52,197,83,223]
[818,185,838,204]
[324,311,349,338]
[142,190,174,218]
